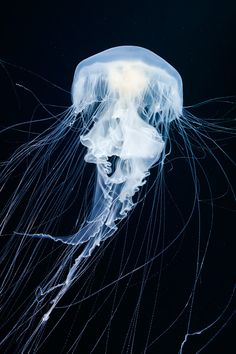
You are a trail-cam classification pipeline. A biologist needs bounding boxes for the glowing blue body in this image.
[28,46,183,249]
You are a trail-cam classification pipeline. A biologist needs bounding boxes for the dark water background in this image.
[0,1,235,353]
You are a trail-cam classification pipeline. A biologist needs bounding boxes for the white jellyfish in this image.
[26,46,182,245]
[0,46,234,353]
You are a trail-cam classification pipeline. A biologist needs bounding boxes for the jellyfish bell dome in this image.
[71,46,183,117]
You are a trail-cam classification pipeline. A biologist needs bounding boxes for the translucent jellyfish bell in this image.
[72,46,183,116]
[33,46,183,246]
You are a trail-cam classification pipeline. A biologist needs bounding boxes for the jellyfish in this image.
[0,46,234,353]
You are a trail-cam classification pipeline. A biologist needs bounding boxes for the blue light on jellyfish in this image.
[0,46,235,353]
